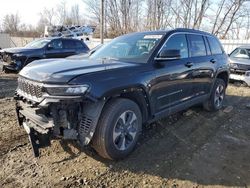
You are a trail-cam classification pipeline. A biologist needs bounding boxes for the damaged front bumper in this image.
[3,60,22,71]
[15,93,105,157]
[1,52,23,71]
[15,100,54,157]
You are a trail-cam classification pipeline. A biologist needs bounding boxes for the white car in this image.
[229,46,250,86]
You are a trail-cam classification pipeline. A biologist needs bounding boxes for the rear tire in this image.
[92,98,142,160]
[203,78,226,111]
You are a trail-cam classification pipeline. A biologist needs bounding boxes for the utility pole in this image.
[100,0,104,44]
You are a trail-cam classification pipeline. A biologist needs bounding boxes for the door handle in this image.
[185,62,194,68]
[210,59,217,63]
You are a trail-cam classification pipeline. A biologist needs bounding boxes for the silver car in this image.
[229,46,250,86]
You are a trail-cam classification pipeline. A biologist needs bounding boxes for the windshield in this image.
[89,33,163,63]
[25,39,51,49]
[230,48,250,59]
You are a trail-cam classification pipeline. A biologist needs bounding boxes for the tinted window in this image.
[204,37,211,55]
[90,33,163,63]
[50,40,63,49]
[188,34,206,57]
[207,37,223,55]
[230,48,250,59]
[25,39,51,48]
[75,41,84,48]
[162,34,188,58]
[63,40,75,49]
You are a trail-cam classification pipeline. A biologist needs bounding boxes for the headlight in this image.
[230,63,238,69]
[13,53,25,58]
[46,85,89,96]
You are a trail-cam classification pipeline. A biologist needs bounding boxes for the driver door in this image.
[150,34,195,114]
[44,39,64,58]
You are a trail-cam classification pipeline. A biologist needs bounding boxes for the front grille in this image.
[17,77,43,99]
[230,69,246,75]
[234,63,250,71]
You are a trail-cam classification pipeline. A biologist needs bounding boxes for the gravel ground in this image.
[0,72,250,188]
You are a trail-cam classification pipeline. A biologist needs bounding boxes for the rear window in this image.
[188,34,206,57]
[207,37,223,55]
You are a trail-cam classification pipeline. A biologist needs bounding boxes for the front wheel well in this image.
[104,89,150,124]
[216,71,229,87]
[25,57,40,64]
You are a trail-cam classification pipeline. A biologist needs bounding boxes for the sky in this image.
[0,0,87,26]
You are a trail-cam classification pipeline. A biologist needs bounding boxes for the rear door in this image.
[186,34,215,96]
[62,39,78,57]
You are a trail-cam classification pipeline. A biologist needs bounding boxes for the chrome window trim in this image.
[156,32,215,58]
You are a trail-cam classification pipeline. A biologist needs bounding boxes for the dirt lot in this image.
[0,72,250,188]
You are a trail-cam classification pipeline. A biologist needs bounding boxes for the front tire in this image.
[92,98,142,160]
[203,78,226,111]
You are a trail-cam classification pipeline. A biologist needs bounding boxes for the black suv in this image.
[15,29,229,160]
[0,37,89,72]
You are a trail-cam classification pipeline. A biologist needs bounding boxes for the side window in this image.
[49,40,63,49]
[63,40,75,49]
[75,41,85,49]
[204,37,212,55]
[162,34,188,58]
[188,34,206,57]
[207,37,223,55]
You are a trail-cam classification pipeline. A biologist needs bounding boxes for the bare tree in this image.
[36,8,56,34]
[40,8,56,26]
[210,0,244,38]
[221,0,244,39]
[245,8,250,39]
[57,0,68,25]
[81,0,247,39]
[71,4,81,25]
[146,0,167,30]
[106,0,144,36]
[192,0,210,29]
[2,13,20,34]
[83,0,100,23]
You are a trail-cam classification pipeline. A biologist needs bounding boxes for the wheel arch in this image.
[81,86,151,146]
[216,70,229,87]
[25,57,41,63]
[101,87,151,124]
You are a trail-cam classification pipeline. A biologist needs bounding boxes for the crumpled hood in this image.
[19,58,138,83]
[0,47,40,54]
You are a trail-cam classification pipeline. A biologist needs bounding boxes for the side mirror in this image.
[155,49,181,60]
[47,44,54,50]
